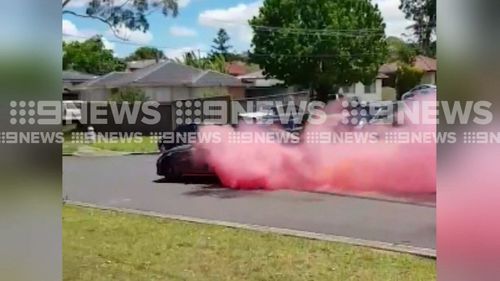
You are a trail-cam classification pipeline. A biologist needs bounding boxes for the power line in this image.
[201,18,385,37]
[63,33,382,59]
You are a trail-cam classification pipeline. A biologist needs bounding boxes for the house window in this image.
[364,81,376,94]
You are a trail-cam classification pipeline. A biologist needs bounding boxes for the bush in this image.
[395,65,424,99]
[109,88,150,103]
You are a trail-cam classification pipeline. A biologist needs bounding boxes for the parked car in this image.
[402,84,437,100]
[344,101,397,130]
[156,144,215,179]
[62,100,82,124]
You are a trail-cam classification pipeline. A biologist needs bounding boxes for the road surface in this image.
[63,155,435,250]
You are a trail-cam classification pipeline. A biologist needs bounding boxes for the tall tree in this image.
[62,0,179,38]
[211,28,233,59]
[125,47,166,61]
[178,51,228,74]
[63,36,126,75]
[399,0,436,57]
[250,0,387,102]
[386,36,417,64]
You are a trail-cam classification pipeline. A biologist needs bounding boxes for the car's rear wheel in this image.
[165,165,181,181]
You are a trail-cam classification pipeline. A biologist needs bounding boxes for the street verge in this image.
[66,201,436,258]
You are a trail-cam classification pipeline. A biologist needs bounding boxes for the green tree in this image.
[62,0,179,36]
[395,65,424,99]
[386,36,417,64]
[126,47,166,61]
[399,0,436,57]
[63,36,125,75]
[250,0,387,102]
[211,28,233,59]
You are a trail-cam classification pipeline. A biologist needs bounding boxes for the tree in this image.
[250,0,387,102]
[210,28,233,59]
[125,47,166,61]
[386,36,417,64]
[178,51,228,74]
[399,0,436,57]
[63,36,126,75]
[62,0,179,37]
[395,65,424,99]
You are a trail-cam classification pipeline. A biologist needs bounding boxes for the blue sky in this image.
[63,0,411,59]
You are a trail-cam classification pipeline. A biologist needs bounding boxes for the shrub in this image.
[109,88,150,103]
[395,65,424,99]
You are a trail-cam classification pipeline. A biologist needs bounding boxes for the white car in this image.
[402,84,437,100]
[63,101,82,123]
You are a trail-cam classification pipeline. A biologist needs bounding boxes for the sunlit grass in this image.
[64,206,436,281]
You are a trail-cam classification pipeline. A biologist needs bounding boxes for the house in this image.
[237,69,389,102]
[379,55,437,100]
[63,70,99,100]
[337,73,389,102]
[74,60,245,102]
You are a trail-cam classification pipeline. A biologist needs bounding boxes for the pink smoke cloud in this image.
[195,96,436,198]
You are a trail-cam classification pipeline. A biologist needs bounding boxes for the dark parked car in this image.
[156,144,215,179]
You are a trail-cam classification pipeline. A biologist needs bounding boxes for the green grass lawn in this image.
[63,206,436,281]
[90,136,158,153]
[63,135,158,154]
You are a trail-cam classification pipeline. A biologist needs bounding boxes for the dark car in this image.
[156,144,215,179]
[158,124,199,153]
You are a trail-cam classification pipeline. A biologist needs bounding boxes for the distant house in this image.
[237,69,389,102]
[337,73,389,102]
[74,60,245,102]
[226,61,249,77]
[63,70,99,100]
[379,55,437,85]
[379,55,437,100]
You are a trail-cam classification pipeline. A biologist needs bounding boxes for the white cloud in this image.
[178,0,191,8]
[373,0,413,37]
[197,0,412,46]
[164,45,207,60]
[198,1,262,44]
[63,19,115,51]
[107,25,154,44]
[169,25,198,37]
[100,37,116,51]
[62,19,79,37]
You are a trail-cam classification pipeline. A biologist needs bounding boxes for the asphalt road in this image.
[63,155,435,249]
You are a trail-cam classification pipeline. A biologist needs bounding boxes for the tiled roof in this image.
[413,55,437,72]
[237,70,266,80]
[226,62,248,76]
[379,55,437,74]
[73,72,128,90]
[77,61,243,90]
[63,70,98,81]
[126,59,163,70]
